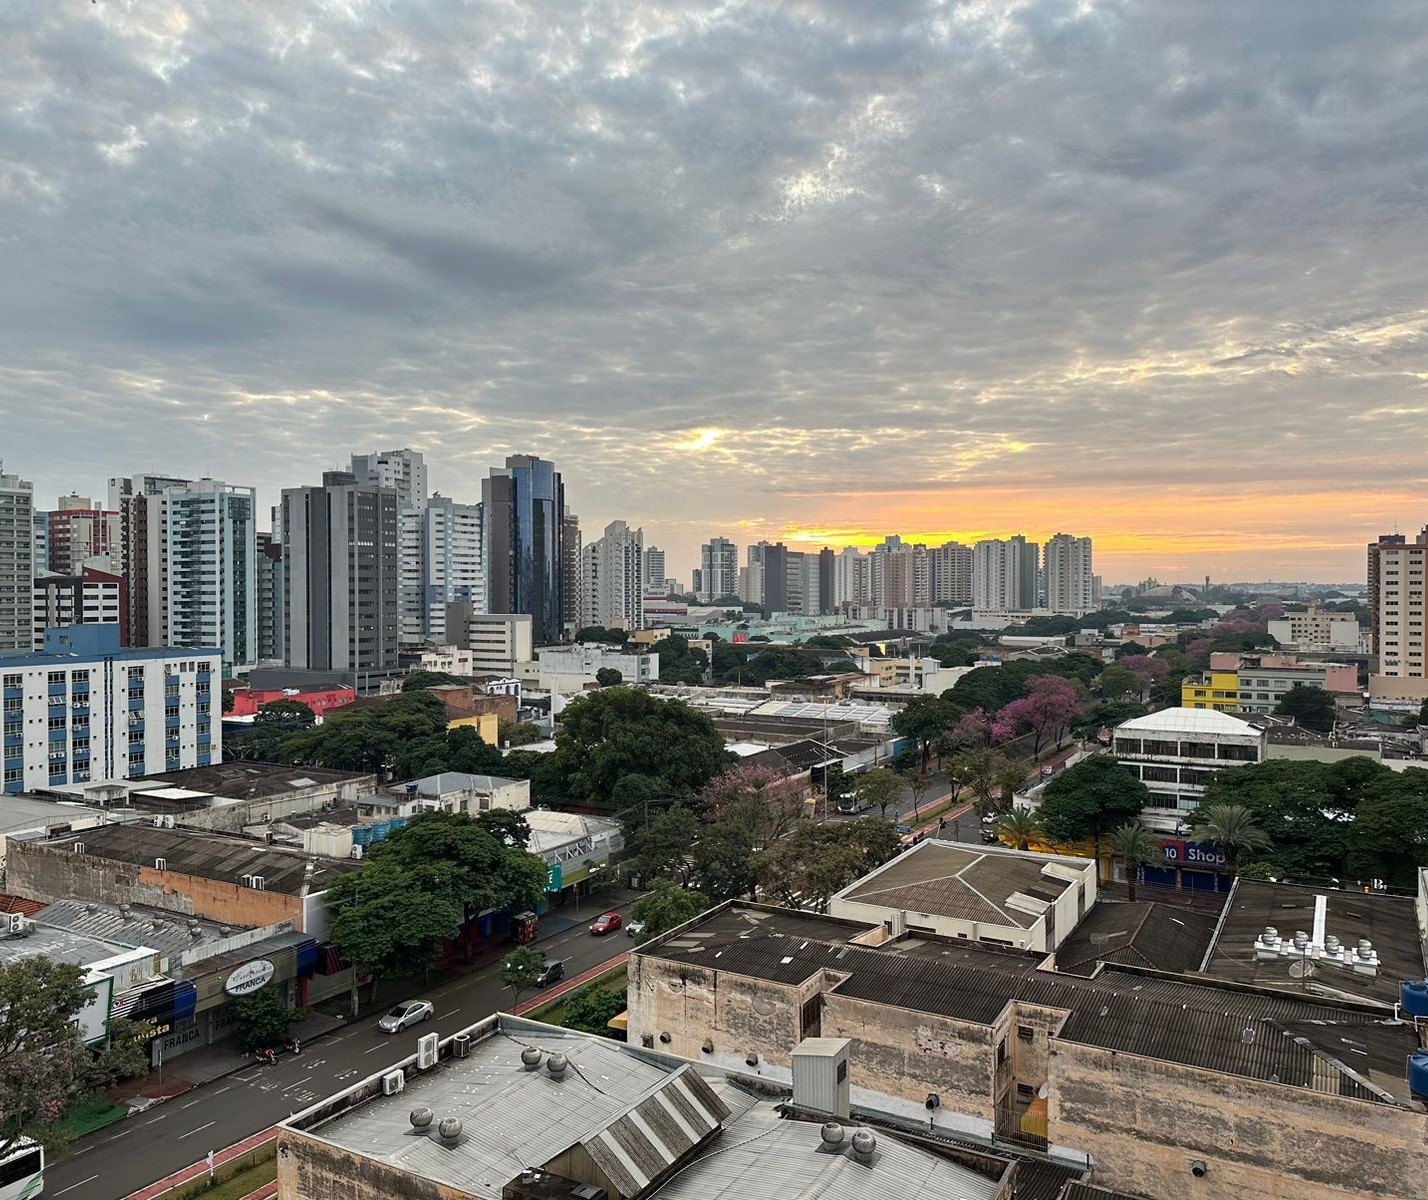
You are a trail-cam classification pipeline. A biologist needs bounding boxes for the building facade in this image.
[1367,527,1428,698]
[398,496,484,646]
[698,537,739,601]
[281,472,400,675]
[1042,533,1094,615]
[47,495,121,574]
[32,567,126,649]
[1,625,220,793]
[642,546,667,592]
[445,607,534,675]
[973,536,1039,611]
[255,531,282,662]
[0,470,35,652]
[350,448,428,511]
[582,520,643,630]
[930,540,973,606]
[483,456,568,647]
[1267,604,1364,653]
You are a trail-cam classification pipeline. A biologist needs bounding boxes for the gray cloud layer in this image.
[3,1,1427,579]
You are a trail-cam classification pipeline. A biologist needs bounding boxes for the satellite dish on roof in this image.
[1288,960,1316,979]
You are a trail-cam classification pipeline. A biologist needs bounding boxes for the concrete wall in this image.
[167,773,376,833]
[8,840,305,929]
[829,893,1049,952]
[1049,1040,1428,1200]
[278,1127,463,1200]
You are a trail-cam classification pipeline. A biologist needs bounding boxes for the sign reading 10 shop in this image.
[1157,839,1228,868]
[224,958,276,996]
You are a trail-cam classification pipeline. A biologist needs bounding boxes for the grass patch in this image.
[166,1155,276,1200]
[531,967,628,1030]
[61,1097,129,1138]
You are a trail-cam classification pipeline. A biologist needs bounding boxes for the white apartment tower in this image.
[351,448,429,511]
[402,496,484,645]
[833,546,871,609]
[642,546,667,592]
[698,538,739,602]
[0,469,35,652]
[582,520,644,630]
[1042,533,1095,615]
[972,535,1039,611]
[1368,527,1428,685]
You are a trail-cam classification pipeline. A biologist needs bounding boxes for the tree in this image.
[755,819,897,911]
[1038,756,1149,869]
[551,689,731,804]
[648,635,709,686]
[499,720,544,747]
[997,807,1042,852]
[1274,685,1338,734]
[631,879,711,941]
[232,986,299,1054]
[561,984,627,1036]
[890,696,958,773]
[402,670,468,692]
[998,676,1081,756]
[222,688,236,713]
[1345,773,1428,888]
[475,808,532,848]
[574,626,629,646]
[1108,823,1162,902]
[853,767,902,819]
[692,824,759,902]
[595,667,624,688]
[280,691,449,773]
[724,645,832,685]
[1189,804,1272,875]
[1095,664,1145,702]
[698,765,802,849]
[502,946,548,1008]
[1420,697,1428,726]
[252,698,317,731]
[628,804,700,885]
[1071,701,1148,739]
[0,958,113,1154]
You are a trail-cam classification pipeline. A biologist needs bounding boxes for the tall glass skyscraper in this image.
[482,455,566,646]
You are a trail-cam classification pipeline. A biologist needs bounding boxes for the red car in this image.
[589,911,623,936]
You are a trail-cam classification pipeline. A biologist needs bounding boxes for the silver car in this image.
[378,999,434,1033]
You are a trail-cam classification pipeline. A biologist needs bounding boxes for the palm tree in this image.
[1190,804,1272,875]
[997,808,1043,852]
[1108,823,1162,903]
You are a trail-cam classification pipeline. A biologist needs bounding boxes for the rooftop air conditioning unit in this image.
[451,1033,471,1059]
[72,842,85,855]
[4,913,23,935]
[155,858,167,871]
[351,845,364,860]
[417,1032,439,1070]
[381,1069,405,1096]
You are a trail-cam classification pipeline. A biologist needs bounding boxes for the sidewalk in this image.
[119,1127,277,1200]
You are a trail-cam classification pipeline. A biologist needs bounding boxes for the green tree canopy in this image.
[1038,756,1149,856]
[997,807,1043,851]
[853,767,903,819]
[631,879,711,941]
[574,625,629,646]
[279,691,449,773]
[1070,700,1148,739]
[1189,804,1272,874]
[232,986,299,1054]
[1345,772,1428,888]
[1108,823,1162,902]
[551,688,731,804]
[648,634,709,686]
[253,698,317,730]
[891,696,959,770]
[1273,684,1338,734]
[692,824,759,903]
[402,670,468,692]
[755,818,898,912]
[501,946,548,1008]
[499,719,545,747]
[627,804,700,885]
[595,667,624,688]
[561,983,627,1036]
[724,644,834,685]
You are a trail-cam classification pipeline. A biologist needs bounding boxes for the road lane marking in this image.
[181,1097,204,1108]
[143,1114,168,1125]
[436,1009,459,1019]
[281,1076,313,1093]
[107,1129,132,1141]
[211,1085,231,1095]
[178,1120,216,1140]
[53,1175,98,1196]
[363,1043,391,1054]
[70,1146,93,1157]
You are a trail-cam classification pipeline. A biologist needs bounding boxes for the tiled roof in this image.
[1055,902,1220,976]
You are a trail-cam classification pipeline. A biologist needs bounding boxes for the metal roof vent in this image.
[409,1107,434,1130]
[437,1117,462,1145]
[546,1052,568,1079]
[850,1129,876,1163]
[520,1046,543,1070]
[820,1122,845,1150]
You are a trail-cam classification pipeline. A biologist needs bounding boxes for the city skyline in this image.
[6,4,1428,583]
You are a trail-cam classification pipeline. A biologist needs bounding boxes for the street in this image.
[45,902,633,1200]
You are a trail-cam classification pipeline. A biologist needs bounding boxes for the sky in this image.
[4,1,1427,586]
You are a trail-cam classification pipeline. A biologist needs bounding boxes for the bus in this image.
[0,1138,43,1199]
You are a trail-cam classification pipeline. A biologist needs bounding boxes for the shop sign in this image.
[224,958,275,996]
[1158,839,1228,868]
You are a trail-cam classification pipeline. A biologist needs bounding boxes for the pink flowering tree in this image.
[697,764,804,849]
[997,676,1083,756]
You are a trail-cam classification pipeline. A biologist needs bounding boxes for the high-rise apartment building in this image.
[832,546,871,609]
[109,473,191,514]
[642,546,667,592]
[31,511,48,576]
[930,541,973,606]
[350,448,428,511]
[1368,527,1428,684]
[698,538,739,601]
[972,535,1039,610]
[255,531,282,663]
[401,496,484,645]
[32,567,126,650]
[1,625,219,793]
[483,456,567,647]
[561,510,581,638]
[1042,532,1095,615]
[0,470,35,652]
[582,520,644,630]
[282,472,399,674]
[870,536,931,608]
[121,480,257,674]
[48,496,121,574]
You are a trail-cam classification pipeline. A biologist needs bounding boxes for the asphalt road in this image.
[45,903,634,1200]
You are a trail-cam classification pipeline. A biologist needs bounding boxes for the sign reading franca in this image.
[224,958,276,996]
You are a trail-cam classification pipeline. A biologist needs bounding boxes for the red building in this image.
[227,684,356,720]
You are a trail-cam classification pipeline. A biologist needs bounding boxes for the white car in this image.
[378,999,434,1033]
[625,918,647,938]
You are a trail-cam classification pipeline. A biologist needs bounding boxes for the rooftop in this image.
[1054,902,1221,977]
[643,904,1419,1106]
[36,898,232,956]
[133,761,372,799]
[1202,879,1425,1007]
[33,825,362,895]
[1114,707,1261,737]
[835,840,1090,931]
[410,772,525,796]
[295,1018,1002,1200]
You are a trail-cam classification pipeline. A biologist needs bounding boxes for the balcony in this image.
[2,687,21,701]
[128,696,144,711]
[3,735,20,751]
[47,682,66,698]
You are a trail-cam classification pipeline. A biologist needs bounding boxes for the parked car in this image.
[625,918,647,938]
[537,959,566,988]
[589,911,623,935]
[378,999,434,1033]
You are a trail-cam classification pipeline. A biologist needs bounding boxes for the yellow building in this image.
[1181,669,1239,711]
[448,710,500,746]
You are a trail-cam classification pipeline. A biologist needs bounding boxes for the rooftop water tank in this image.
[1408,1051,1428,1101]
[1401,979,1428,1018]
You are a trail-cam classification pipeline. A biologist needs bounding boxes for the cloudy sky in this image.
[4,1,1427,585]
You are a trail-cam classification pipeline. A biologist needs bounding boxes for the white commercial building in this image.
[32,567,125,650]
[399,496,483,646]
[533,643,658,693]
[1267,606,1364,654]
[350,448,428,511]
[1110,708,1265,833]
[582,520,643,630]
[698,537,739,602]
[444,608,534,676]
[972,536,1039,611]
[1,624,220,794]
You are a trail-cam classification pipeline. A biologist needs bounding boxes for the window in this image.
[996,1038,1008,1065]
[1017,1025,1034,1042]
